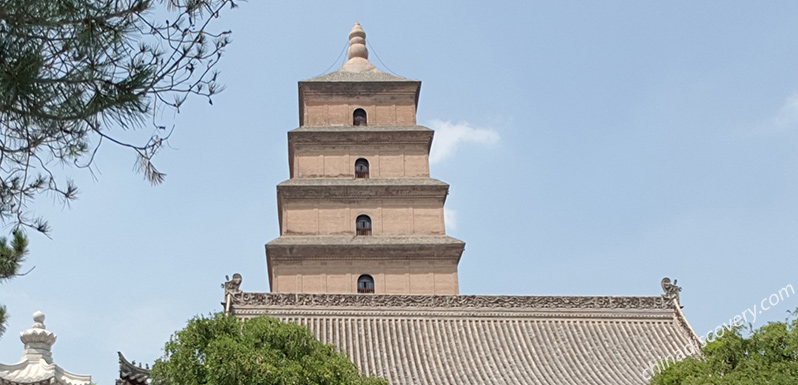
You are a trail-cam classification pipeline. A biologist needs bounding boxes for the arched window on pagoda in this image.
[356,215,372,236]
[355,158,369,179]
[353,108,367,126]
[357,274,375,294]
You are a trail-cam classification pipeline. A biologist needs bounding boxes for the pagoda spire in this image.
[19,311,56,364]
[341,22,376,72]
[347,22,368,60]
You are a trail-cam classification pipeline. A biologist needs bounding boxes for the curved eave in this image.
[0,361,91,385]
[117,352,150,385]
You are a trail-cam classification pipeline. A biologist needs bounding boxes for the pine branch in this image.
[0,0,236,233]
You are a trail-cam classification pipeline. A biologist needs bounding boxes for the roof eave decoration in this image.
[117,352,151,385]
[228,291,673,310]
[661,277,703,350]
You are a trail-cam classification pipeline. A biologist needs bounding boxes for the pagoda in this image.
[265,22,464,295]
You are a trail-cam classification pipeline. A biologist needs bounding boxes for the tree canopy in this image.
[150,313,387,385]
[0,0,234,234]
[0,230,28,337]
[649,311,798,385]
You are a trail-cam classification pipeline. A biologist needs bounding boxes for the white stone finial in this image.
[1,310,92,385]
[32,311,45,327]
[347,22,367,60]
[19,311,57,364]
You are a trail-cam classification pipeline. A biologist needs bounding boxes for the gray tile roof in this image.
[228,293,700,385]
[116,353,149,385]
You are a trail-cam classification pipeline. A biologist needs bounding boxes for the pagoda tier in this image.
[266,235,463,294]
[287,126,434,179]
[276,179,450,235]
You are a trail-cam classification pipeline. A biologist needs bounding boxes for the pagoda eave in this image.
[266,235,465,261]
[276,179,449,201]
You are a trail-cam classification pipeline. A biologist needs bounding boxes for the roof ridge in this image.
[229,292,672,311]
[671,299,703,352]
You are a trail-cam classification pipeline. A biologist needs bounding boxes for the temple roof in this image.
[302,23,417,84]
[225,290,699,385]
[0,312,91,385]
[116,353,150,385]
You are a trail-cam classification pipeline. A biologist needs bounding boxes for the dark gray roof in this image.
[116,353,149,385]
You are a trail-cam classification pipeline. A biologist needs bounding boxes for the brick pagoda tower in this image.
[265,23,465,295]
[224,24,699,385]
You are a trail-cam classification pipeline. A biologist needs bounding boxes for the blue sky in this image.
[2,2,798,384]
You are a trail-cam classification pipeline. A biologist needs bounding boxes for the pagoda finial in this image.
[19,311,57,364]
[340,23,375,72]
[347,22,367,60]
[1,311,91,385]
[32,311,45,327]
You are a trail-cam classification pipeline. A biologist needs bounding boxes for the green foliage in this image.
[0,230,29,337]
[151,313,388,385]
[0,0,234,234]
[649,311,798,385]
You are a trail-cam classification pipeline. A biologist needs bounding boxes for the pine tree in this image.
[0,0,235,234]
[0,230,28,337]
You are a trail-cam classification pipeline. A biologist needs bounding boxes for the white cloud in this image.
[774,92,798,128]
[738,92,798,139]
[427,119,499,164]
[444,207,457,231]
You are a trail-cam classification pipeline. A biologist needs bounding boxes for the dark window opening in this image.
[355,158,369,179]
[356,214,372,236]
[353,108,367,126]
[357,274,375,294]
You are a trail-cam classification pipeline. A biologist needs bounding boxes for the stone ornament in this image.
[222,273,242,295]
[0,312,91,385]
[661,277,682,304]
